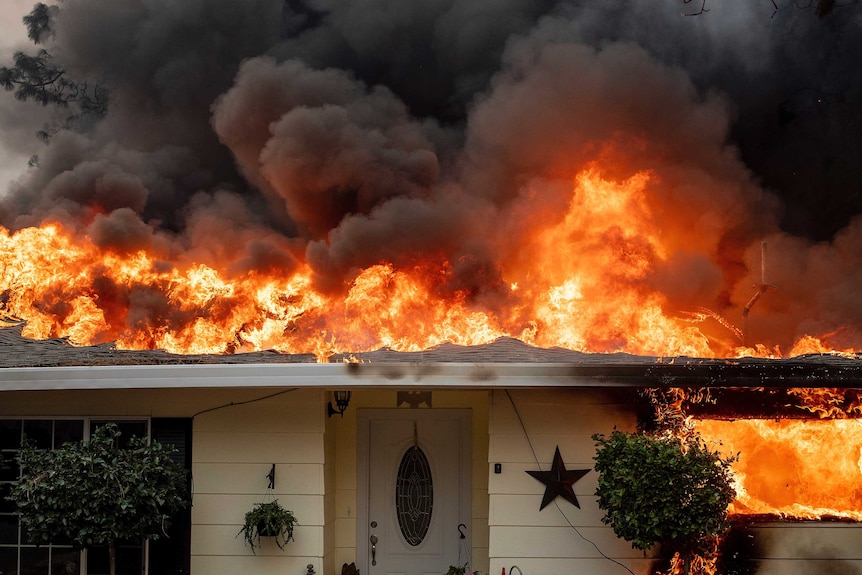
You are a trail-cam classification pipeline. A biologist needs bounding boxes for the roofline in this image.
[0,362,643,391]
[2,360,862,391]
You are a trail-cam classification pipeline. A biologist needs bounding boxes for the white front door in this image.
[358,409,472,575]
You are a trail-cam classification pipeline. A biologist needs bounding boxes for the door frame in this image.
[357,408,472,574]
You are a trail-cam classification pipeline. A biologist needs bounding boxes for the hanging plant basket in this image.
[256,520,281,537]
[238,499,297,553]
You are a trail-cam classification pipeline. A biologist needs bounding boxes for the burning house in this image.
[2,0,862,574]
[2,326,862,575]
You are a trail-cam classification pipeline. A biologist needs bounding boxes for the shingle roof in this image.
[0,319,652,367]
[4,320,862,392]
[0,321,316,367]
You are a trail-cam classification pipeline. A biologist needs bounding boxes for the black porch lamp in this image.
[327,391,352,418]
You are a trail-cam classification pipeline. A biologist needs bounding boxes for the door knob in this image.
[370,534,378,566]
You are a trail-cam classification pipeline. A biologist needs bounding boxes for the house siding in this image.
[488,387,659,575]
[191,388,325,575]
[323,409,339,575]
[3,380,862,575]
[0,387,328,575]
[487,387,862,575]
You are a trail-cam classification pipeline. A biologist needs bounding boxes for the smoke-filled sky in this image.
[0,0,47,189]
[1,0,862,353]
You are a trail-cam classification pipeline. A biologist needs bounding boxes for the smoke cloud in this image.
[1,0,861,352]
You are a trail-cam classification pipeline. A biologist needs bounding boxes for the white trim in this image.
[0,362,640,391]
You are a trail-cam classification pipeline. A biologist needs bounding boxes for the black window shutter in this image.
[149,418,192,575]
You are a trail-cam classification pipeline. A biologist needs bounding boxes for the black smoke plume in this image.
[1,0,861,352]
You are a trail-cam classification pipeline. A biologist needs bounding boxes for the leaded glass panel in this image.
[395,445,433,546]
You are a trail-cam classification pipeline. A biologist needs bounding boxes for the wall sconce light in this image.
[327,391,352,418]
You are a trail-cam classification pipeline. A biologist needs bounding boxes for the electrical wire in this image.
[502,389,636,575]
[191,387,299,419]
[189,387,299,506]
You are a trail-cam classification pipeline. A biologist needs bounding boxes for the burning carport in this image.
[2,325,862,575]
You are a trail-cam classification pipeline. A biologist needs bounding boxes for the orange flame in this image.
[0,168,856,358]
[694,418,862,520]
[665,547,718,575]
[787,388,862,419]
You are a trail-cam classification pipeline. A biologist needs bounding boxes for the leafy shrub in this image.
[593,430,736,572]
[7,424,189,575]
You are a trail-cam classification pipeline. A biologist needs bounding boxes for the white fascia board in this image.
[0,362,638,391]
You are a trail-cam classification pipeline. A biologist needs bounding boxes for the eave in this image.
[3,356,862,392]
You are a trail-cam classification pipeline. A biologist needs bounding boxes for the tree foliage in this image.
[0,2,109,143]
[7,424,189,575]
[0,49,109,116]
[683,0,859,18]
[22,2,58,44]
[1,49,76,107]
[592,430,736,571]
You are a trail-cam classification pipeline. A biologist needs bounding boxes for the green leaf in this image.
[593,430,736,557]
[6,423,189,549]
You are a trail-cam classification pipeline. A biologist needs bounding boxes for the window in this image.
[395,445,433,546]
[0,418,190,575]
[0,419,84,575]
[86,420,148,575]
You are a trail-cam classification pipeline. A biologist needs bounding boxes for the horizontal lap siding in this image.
[0,388,319,419]
[192,494,322,527]
[193,462,323,494]
[488,388,862,575]
[194,430,323,462]
[192,554,320,574]
[191,388,325,575]
[0,387,327,574]
[490,494,607,527]
[191,524,321,557]
[0,388,234,416]
[488,388,649,574]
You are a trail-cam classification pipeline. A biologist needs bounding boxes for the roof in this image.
[2,322,862,391]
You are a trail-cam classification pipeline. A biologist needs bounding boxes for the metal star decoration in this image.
[526,446,590,510]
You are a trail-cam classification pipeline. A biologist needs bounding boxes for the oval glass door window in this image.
[395,445,433,546]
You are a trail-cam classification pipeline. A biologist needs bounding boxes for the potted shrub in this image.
[238,499,297,553]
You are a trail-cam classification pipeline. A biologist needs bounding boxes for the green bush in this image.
[593,430,736,573]
[7,424,189,575]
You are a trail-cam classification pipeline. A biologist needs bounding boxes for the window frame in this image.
[0,416,151,575]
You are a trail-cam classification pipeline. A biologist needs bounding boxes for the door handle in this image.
[370,534,378,566]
